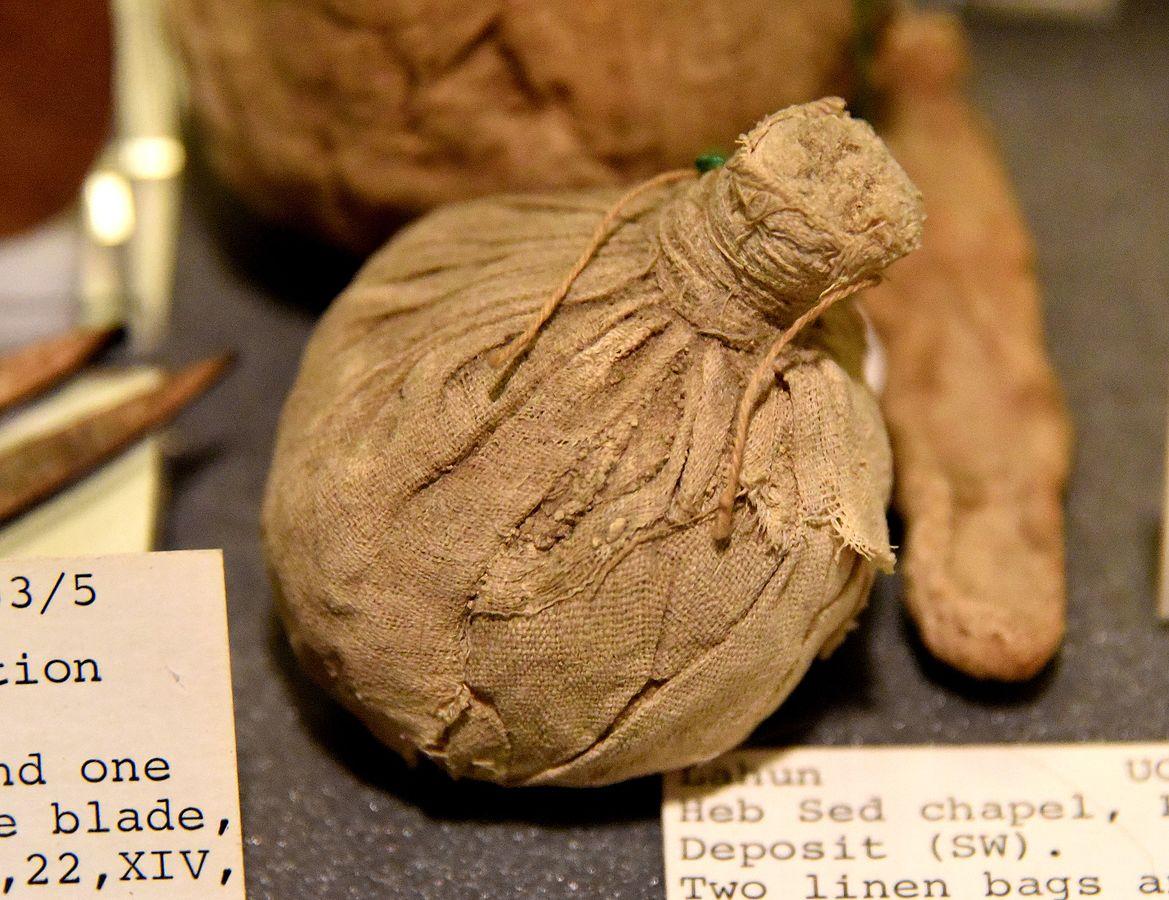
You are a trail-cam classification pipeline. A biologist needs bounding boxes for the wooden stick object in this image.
[860,12,1072,680]
[0,354,232,523]
[0,327,120,413]
[1160,394,1169,621]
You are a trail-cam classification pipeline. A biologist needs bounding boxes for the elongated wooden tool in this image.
[0,353,232,523]
[0,326,120,413]
[1160,396,1169,621]
[860,13,1072,680]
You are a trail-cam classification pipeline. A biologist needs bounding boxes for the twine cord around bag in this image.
[713,275,880,542]
[483,156,880,544]
[487,168,698,370]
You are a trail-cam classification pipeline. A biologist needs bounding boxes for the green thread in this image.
[694,152,727,174]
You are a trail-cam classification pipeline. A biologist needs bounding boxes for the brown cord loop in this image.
[712,275,880,542]
[487,168,697,370]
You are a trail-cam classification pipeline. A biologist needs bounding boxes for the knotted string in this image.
[487,168,697,370]
[712,275,880,542]
[486,161,878,543]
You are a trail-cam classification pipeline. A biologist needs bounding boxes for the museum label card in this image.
[664,744,1169,900]
[0,551,244,898]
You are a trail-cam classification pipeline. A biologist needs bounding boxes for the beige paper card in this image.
[0,551,244,898]
[664,744,1169,900]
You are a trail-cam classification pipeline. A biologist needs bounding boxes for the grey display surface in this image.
[159,4,1169,897]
